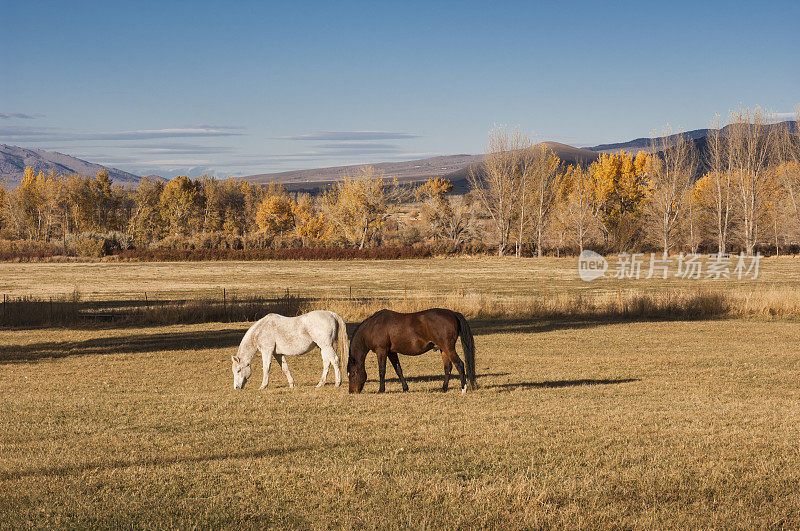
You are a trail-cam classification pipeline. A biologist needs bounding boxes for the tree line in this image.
[0,107,798,258]
[470,107,800,256]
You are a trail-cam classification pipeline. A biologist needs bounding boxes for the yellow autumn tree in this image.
[159,176,204,236]
[414,176,452,201]
[255,183,295,240]
[0,180,9,237]
[15,167,44,239]
[589,151,651,250]
[292,194,325,245]
[321,167,404,248]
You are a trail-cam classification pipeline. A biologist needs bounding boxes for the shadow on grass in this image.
[0,318,605,364]
[0,328,248,364]
[1,314,703,365]
[384,372,510,384]
[376,374,638,393]
[470,317,645,336]
[484,377,640,392]
[0,444,330,481]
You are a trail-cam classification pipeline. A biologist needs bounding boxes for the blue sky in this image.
[2,0,798,178]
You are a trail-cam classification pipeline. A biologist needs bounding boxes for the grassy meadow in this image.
[2,255,797,302]
[1,256,800,527]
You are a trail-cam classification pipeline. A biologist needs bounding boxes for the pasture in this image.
[1,255,798,302]
[1,257,800,527]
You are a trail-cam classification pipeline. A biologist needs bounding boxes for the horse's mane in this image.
[346,318,367,371]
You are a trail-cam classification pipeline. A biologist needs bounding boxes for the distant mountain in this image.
[243,142,600,193]
[0,144,139,185]
[244,154,485,192]
[586,121,797,154]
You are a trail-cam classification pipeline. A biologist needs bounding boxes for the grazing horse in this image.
[231,310,348,390]
[347,308,476,394]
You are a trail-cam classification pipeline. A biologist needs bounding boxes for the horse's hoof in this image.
[259,385,268,390]
[315,382,324,388]
[334,382,341,387]
[461,385,467,394]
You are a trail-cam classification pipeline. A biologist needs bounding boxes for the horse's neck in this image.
[239,326,263,366]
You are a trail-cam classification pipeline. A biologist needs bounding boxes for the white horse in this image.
[231,310,348,390]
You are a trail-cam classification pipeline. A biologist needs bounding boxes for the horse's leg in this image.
[327,345,342,387]
[274,353,295,388]
[441,352,452,392]
[443,342,467,394]
[387,351,409,392]
[376,348,388,393]
[317,345,340,388]
[258,347,275,390]
[316,351,331,388]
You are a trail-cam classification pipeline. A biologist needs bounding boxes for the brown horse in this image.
[347,308,476,393]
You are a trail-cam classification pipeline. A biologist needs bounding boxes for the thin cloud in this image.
[0,126,243,142]
[0,112,44,119]
[133,146,236,155]
[316,142,402,150]
[287,131,420,141]
[769,111,799,122]
[192,124,246,131]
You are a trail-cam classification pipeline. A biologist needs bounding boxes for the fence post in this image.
[542,281,546,306]
[223,288,227,321]
[617,281,622,307]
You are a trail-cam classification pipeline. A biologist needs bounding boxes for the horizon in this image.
[2,0,799,178]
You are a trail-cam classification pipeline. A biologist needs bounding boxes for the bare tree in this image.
[646,126,697,255]
[417,178,474,246]
[685,182,702,253]
[727,108,780,255]
[776,106,800,237]
[525,145,564,257]
[704,114,733,253]
[469,126,529,256]
[561,164,597,252]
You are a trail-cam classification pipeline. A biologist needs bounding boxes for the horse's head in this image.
[347,351,366,393]
[231,356,252,390]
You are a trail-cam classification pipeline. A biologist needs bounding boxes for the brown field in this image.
[2,255,798,302]
[2,257,800,527]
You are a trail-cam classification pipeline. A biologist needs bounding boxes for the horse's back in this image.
[359,308,458,354]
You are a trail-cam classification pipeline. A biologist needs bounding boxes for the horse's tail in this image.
[455,311,476,390]
[332,312,349,377]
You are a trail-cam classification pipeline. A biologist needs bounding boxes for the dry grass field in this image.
[1,255,798,302]
[2,257,800,527]
[2,318,799,528]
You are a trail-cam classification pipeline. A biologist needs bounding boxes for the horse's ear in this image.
[231,355,239,364]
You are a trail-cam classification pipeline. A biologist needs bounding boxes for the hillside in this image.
[587,120,797,153]
[0,145,139,185]
[244,142,600,193]
[244,154,484,191]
